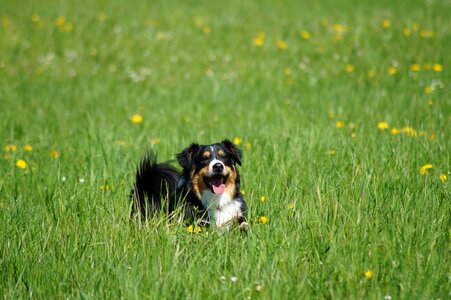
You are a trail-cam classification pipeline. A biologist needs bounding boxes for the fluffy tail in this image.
[130,152,179,219]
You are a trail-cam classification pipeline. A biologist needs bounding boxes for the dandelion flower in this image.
[432,64,443,72]
[420,164,433,175]
[245,143,251,150]
[50,150,59,158]
[284,67,292,76]
[151,138,161,145]
[332,23,347,33]
[258,216,268,224]
[260,196,268,202]
[116,140,126,146]
[388,66,397,76]
[391,128,400,135]
[300,31,311,40]
[16,159,28,169]
[31,14,40,23]
[233,137,241,145]
[377,121,389,130]
[202,25,211,34]
[336,121,344,128]
[276,39,287,50]
[381,19,391,29]
[240,189,246,195]
[412,23,420,31]
[410,64,420,72]
[420,30,434,38]
[187,224,202,233]
[254,36,264,46]
[351,132,356,138]
[131,114,143,124]
[427,99,433,106]
[403,28,411,36]
[439,174,447,182]
[288,203,295,209]
[55,16,65,27]
[5,144,17,152]
[424,86,433,94]
[344,64,354,73]
[364,271,373,280]
[367,70,376,78]
[23,144,33,151]
[327,150,336,155]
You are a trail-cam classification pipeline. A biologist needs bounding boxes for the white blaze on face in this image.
[208,159,225,175]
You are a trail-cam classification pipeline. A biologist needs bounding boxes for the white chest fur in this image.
[200,190,242,227]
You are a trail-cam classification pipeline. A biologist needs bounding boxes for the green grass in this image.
[0,0,449,298]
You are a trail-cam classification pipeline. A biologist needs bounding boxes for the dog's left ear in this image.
[177,143,200,170]
[221,139,242,166]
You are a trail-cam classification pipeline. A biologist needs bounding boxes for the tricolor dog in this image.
[131,139,248,230]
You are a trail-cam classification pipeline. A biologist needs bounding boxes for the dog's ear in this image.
[177,143,200,170]
[221,139,242,166]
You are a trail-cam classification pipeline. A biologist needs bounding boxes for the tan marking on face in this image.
[218,149,225,157]
[224,165,237,198]
[191,166,209,198]
[203,151,211,158]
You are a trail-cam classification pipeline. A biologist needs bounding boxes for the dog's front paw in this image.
[239,221,249,232]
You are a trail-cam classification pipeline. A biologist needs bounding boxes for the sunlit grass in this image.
[0,0,449,298]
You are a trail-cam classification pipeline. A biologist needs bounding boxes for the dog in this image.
[131,139,248,230]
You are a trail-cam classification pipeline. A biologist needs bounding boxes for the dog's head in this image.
[177,139,242,198]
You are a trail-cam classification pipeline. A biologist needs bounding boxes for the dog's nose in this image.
[213,163,224,173]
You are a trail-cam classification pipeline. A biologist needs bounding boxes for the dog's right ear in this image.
[177,143,200,170]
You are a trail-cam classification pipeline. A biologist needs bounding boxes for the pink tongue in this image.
[210,177,225,194]
[212,183,225,194]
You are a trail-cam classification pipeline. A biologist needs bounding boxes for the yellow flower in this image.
[260,196,268,202]
[131,114,143,124]
[187,224,202,233]
[420,164,433,175]
[100,184,112,191]
[391,128,400,135]
[245,143,251,150]
[202,25,211,34]
[151,138,160,145]
[367,70,376,78]
[254,36,264,46]
[420,30,434,38]
[55,16,65,27]
[344,64,354,73]
[31,14,40,23]
[351,132,356,139]
[5,144,17,152]
[403,28,411,36]
[288,203,295,209]
[424,86,433,94]
[377,121,389,130]
[336,121,344,128]
[439,174,447,182]
[258,216,268,224]
[412,23,420,31]
[332,23,347,33]
[328,112,335,120]
[233,137,241,145]
[23,144,33,151]
[50,150,60,158]
[402,126,417,137]
[16,159,28,169]
[116,140,126,146]
[300,31,311,40]
[240,189,246,195]
[327,150,336,155]
[381,19,391,29]
[432,64,443,72]
[388,66,397,76]
[410,64,420,72]
[364,271,373,280]
[276,39,287,50]
[284,67,292,76]
[427,99,433,106]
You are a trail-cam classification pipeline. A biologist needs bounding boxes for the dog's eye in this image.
[217,149,225,157]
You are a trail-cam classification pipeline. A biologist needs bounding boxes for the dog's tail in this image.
[130,152,179,219]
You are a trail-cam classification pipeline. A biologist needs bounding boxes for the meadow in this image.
[0,0,449,298]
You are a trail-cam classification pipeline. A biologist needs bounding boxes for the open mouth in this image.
[204,175,227,195]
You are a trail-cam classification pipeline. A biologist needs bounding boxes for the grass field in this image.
[0,0,449,298]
